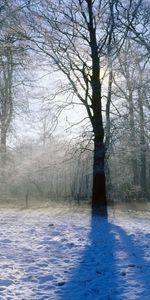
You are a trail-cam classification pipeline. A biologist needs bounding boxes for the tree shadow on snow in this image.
[58,213,150,300]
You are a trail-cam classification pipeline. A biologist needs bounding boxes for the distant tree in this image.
[110,38,149,200]
[0,0,31,162]
[117,0,150,53]
[0,34,13,159]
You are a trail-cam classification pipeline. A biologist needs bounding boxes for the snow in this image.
[0,207,150,300]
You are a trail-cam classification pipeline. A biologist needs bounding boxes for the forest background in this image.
[0,0,149,210]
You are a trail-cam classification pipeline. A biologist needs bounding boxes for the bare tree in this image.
[0,34,13,160]
[0,0,31,162]
[25,0,121,213]
[110,37,149,199]
[116,0,150,54]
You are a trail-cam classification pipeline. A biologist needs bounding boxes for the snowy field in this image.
[0,207,150,300]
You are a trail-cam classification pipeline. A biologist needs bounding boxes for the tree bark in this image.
[91,82,107,213]
[128,91,138,185]
[0,36,13,164]
[91,112,107,213]
[0,125,7,163]
[92,135,107,214]
[138,88,147,195]
[86,0,107,214]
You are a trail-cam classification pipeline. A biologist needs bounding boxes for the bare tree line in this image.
[0,0,149,212]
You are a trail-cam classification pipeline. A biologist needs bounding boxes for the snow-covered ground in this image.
[0,207,149,300]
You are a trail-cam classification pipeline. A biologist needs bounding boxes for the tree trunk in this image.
[128,91,138,185]
[138,88,147,195]
[0,37,13,164]
[85,0,107,214]
[0,125,7,163]
[92,137,107,214]
[90,80,107,214]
